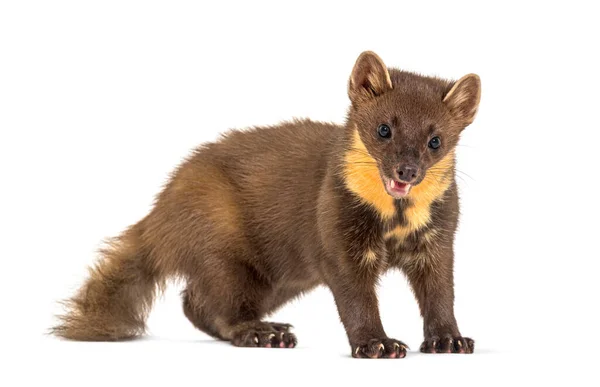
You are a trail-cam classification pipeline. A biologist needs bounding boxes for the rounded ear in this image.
[443,73,481,126]
[348,51,393,105]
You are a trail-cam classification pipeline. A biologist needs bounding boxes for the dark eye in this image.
[428,136,441,149]
[377,124,391,138]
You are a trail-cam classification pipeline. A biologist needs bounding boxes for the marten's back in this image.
[195,118,340,203]
[202,119,339,187]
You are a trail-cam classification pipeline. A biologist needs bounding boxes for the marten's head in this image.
[345,51,480,201]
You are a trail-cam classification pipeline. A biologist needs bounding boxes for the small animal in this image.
[52,51,481,358]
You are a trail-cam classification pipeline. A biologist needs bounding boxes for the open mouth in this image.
[384,177,411,198]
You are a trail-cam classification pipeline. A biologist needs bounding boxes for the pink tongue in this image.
[391,180,407,191]
[390,180,410,195]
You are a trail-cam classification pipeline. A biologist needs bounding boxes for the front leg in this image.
[318,173,408,358]
[327,269,408,359]
[402,239,474,354]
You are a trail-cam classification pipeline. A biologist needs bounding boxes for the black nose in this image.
[396,164,419,183]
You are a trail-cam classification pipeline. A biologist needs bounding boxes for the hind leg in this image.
[182,289,222,338]
[183,290,298,348]
[182,261,297,348]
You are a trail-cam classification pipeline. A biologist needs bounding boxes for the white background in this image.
[1,1,599,385]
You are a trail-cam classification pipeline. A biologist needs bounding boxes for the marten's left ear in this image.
[443,74,481,126]
[348,51,393,105]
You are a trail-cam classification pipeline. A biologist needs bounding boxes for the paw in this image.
[420,335,474,354]
[351,338,408,359]
[232,329,297,348]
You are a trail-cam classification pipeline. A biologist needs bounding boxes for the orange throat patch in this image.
[343,129,455,236]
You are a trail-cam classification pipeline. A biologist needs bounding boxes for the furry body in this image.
[53,52,480,358]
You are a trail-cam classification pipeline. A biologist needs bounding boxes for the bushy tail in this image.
[51,226,161,341]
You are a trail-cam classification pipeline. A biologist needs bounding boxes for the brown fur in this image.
[52,51,481,357]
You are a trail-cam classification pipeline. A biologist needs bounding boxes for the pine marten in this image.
[52,51,481,358]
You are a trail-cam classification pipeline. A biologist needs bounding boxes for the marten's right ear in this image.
[348,51,393,105]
